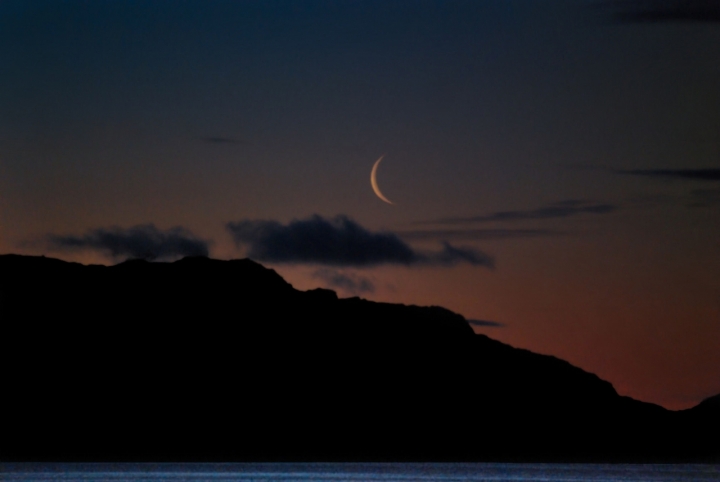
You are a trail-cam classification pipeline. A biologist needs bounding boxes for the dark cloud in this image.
[227,215,415,266]
[226,215,494,268]
[201,136,243,144]
[312,269,375,294]
[398,228,561,241]
[619,169,720,181]
[46,224,210,261]
[603,0,720,22]
[466,319,504,328]
[420,200,617,225]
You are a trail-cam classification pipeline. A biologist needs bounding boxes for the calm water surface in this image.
[2,463,719,482]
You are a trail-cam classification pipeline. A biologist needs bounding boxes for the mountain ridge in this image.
[0,254,717,462]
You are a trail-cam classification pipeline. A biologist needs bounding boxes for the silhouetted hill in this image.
[0,255,717,462]
[686,393,720,416]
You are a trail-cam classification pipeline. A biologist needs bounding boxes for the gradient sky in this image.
[1,0,719,409]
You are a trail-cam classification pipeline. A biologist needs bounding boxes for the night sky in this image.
[2,0,719,410]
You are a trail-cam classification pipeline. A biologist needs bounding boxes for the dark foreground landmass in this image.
[0,255,718,462]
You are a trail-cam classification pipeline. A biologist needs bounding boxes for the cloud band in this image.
[46,224,210,261]
[227,215,494,268]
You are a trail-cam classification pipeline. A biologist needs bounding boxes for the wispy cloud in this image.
[419,200,617,226]
[431,241,495,267]
[45,224,210,261]
[602,0,720,22]
[618,168,720,181]
[687,188,720,208]
[466,319,504,328]
[398,228,561,241]
[312,269,375,294]
[226,215,495,268]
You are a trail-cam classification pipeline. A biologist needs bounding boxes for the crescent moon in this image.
[370,155,394,205]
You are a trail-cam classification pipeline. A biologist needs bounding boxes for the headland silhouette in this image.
[0,254,717,462]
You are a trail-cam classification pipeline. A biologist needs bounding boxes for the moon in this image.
[370,155,394,205]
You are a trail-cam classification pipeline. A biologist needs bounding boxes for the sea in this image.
[1,463,719,482]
